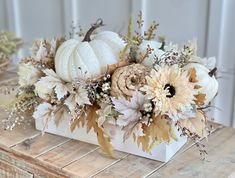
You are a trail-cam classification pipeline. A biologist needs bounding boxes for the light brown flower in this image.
[111,64,149,98]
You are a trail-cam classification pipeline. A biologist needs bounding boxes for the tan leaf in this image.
[70,111,86,132]
[194,93,206,106]
[70,104,113,156]
[91,104,113,156]
[179,110,207,137]
[96,125,113,156]
[194,84,202,89]
[137,134,150,152]
[149,115,172,143]
[86,104,99,133]
[54,106,69,127]
[188,68,198,83]
[136,115,174,152]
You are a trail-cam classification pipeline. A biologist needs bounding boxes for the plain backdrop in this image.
[0,0,235,127]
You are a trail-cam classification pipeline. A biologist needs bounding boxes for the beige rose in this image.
[111,64,149,98]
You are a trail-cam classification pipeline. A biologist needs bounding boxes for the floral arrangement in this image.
[0,31,23,72]
[7,14,218,157]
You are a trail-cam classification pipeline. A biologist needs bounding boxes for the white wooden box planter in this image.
[35,118,187,162]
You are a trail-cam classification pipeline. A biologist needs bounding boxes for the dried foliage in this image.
[136,115,175,152]
[7,14,218,158]
[0,31,23,63]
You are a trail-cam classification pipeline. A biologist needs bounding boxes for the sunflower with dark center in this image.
[164,84,176,98]
[141,65,196,120]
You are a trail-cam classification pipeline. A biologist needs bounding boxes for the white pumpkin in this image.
[137,40,165,67]
[183,63,218,105]
[55,23,125,82]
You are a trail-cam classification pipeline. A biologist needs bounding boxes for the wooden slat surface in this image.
[12,133,70,158]
[93,154,163,178]
[0,122,40,148]
[0,70,235,178]
[38,140,98,168]
[63,150,127,178]
[0,159,33,178]
[148,127,235,178]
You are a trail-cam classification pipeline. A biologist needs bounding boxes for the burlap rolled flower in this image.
[111,64,149,98]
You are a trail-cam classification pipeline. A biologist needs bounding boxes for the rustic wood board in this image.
[63,149,128,178]
[0,70,17,84]
[93,154,163,178]
[0,159,33,178]
[38,140,98,168]
[148,127,235,178]
[12,133,70,158]
[0,122,40,148]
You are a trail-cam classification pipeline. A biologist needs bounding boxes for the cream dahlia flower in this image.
[142,65,196,120]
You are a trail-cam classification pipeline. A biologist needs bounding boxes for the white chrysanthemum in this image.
[34,80,53,100]
[142,65,196,120]
[18,63,42,87]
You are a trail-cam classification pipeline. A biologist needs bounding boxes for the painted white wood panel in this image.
[0,0,7,30]
[13,0,65,42]
[72,0,131,34]
[213,0,235,126]
[144,0,209,56]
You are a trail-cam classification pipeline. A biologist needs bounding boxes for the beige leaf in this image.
[194,93,206,106]
[179,110,207,137]
[54,105,69,127]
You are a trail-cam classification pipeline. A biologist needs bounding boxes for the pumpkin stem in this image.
[82,19,104,42]
[159,36,166,51]
[208,67,217,77]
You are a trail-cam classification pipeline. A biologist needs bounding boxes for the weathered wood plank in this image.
[0,146,72,178]
[38,139,98,168]
[0,71,17,84]
[93,123,224,178]
[0,121,40,148]
[63,149,127,178]
[93,154,163,178]
[148,127,235,178]
[0,159,33,178]
[12,133,70,158]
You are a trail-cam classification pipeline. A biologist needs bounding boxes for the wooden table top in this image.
[0,71,235,178]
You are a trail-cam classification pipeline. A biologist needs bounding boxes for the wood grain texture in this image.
[0,72,17,84]
[0,159,33,178]
[12,133,70,158]
[38,139,98,168]
[93,154,163,178]
[0,122,40,148]
[0,146,71,178]
[63,149,127,178]
[148,127,235,178]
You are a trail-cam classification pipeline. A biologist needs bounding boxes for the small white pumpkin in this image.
[183,63,218,105]
[55,20,125,82]
[137,40,165,67]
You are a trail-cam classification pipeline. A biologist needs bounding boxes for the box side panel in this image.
[35,118,186,162]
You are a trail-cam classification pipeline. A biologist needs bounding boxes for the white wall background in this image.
[0,0,234,127]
